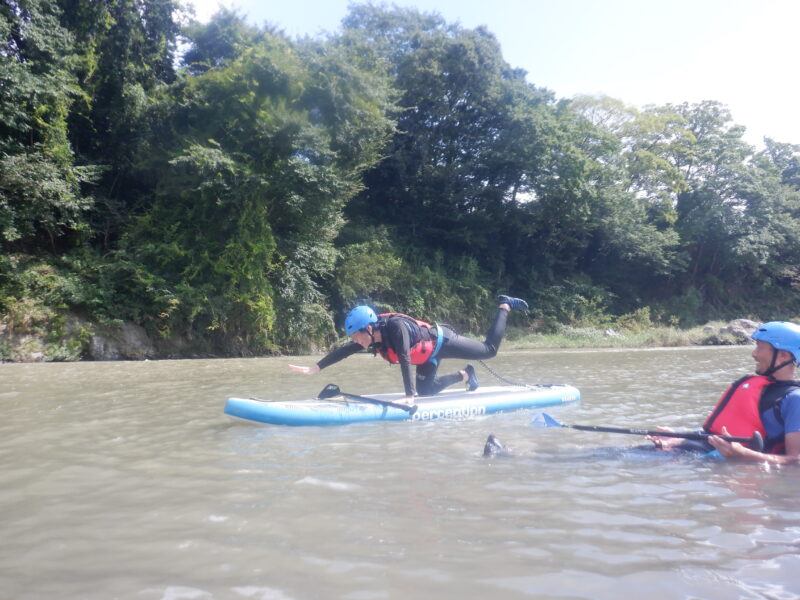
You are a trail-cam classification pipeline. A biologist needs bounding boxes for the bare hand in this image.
[647,426,684,450]
[708,426,747,458]
[288,364,320,375]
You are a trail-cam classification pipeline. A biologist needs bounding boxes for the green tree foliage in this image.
[339,6,558,294]
[575,99,800,319]
[332,227,489,334]
[661,101,799,316]
[59,0,183,250]
[0,0,92,252]
[181,6,264,75]
[117,19,395,353]
[564,96,687,308]
[339,6,691,319]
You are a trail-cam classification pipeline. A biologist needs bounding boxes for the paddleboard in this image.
[224,384,580,426]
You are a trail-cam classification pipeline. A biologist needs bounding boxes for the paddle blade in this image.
[749,430,764,452]
[483,434,512,457]
[530,412,563,428]
[317,384,341,400]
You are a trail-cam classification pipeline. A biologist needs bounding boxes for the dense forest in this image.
[2,0,799,361]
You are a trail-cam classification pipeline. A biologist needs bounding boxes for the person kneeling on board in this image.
[649,321,800,463]
[288,295,528,407]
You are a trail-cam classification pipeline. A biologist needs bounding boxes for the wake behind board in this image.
[224,384,580,426]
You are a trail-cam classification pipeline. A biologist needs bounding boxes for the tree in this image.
[0,0,93,252]
[181,6,264,75]
[663,101,800,316]
[115,25,395,353]
[59,0,183,250]
[340,5,559,293]
[563,96,689,307]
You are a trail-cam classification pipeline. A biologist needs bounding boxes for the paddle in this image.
[317,384,418,416]
[532,412,764,451]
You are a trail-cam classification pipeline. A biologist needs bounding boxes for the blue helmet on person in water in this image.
[345,306,378,335]
[751,321,800,362]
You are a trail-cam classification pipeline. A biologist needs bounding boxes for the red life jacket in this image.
[702,375,800,453]
[375,313,439,365]
[703,375,772,438]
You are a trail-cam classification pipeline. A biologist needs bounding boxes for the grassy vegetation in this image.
[503,321,750,350]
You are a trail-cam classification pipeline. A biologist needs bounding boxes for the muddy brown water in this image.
[2,346,799,599]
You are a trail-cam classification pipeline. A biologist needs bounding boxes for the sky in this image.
[184,0,800,148]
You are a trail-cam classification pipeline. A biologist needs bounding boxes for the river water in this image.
[2,346,800,599]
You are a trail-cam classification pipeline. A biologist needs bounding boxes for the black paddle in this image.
[532,412,764,451]
[317,384,418,416]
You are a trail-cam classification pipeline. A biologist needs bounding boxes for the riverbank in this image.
[503,319,758,351]
[0,315,758,362]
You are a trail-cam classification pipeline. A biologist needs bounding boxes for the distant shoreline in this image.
[1,321,755,363]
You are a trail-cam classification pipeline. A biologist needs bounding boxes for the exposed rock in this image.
[1,310,163,362]
[88,322,157,361]
[2,333,47,362]
[720,319,759,340]
[697,319,760,346]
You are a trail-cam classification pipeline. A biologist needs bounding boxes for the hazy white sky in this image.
[184,0,800,147]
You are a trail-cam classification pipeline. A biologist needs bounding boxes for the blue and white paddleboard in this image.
[224,384,580,426]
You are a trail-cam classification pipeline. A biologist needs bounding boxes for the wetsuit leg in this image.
[436,308,508,360]
[415,309,509,396]
[415,361,463,396]
[675,439,714,453]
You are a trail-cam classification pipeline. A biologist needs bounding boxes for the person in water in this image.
[649,321,800,463]
[288,295,529,406]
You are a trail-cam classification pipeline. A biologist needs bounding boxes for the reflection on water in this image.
[2,347,800,599]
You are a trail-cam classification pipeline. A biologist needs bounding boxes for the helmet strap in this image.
[763,348,795,376]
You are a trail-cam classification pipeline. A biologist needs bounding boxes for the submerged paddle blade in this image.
[317,383,342,400]
[483,434,512,457]
[530,412,563,428]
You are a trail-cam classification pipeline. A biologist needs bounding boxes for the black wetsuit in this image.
[316,309,510,396]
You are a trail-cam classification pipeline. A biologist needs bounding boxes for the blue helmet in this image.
[344,306,377,335]
[751,321,800,362]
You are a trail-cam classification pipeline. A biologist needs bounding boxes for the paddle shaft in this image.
[565,423,754,444]
[340,391,418,415]
[318,384,417,415]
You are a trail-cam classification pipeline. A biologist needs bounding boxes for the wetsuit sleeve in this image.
[383,318,415,396]
[316,341,364,370]
[780,390,800,433]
